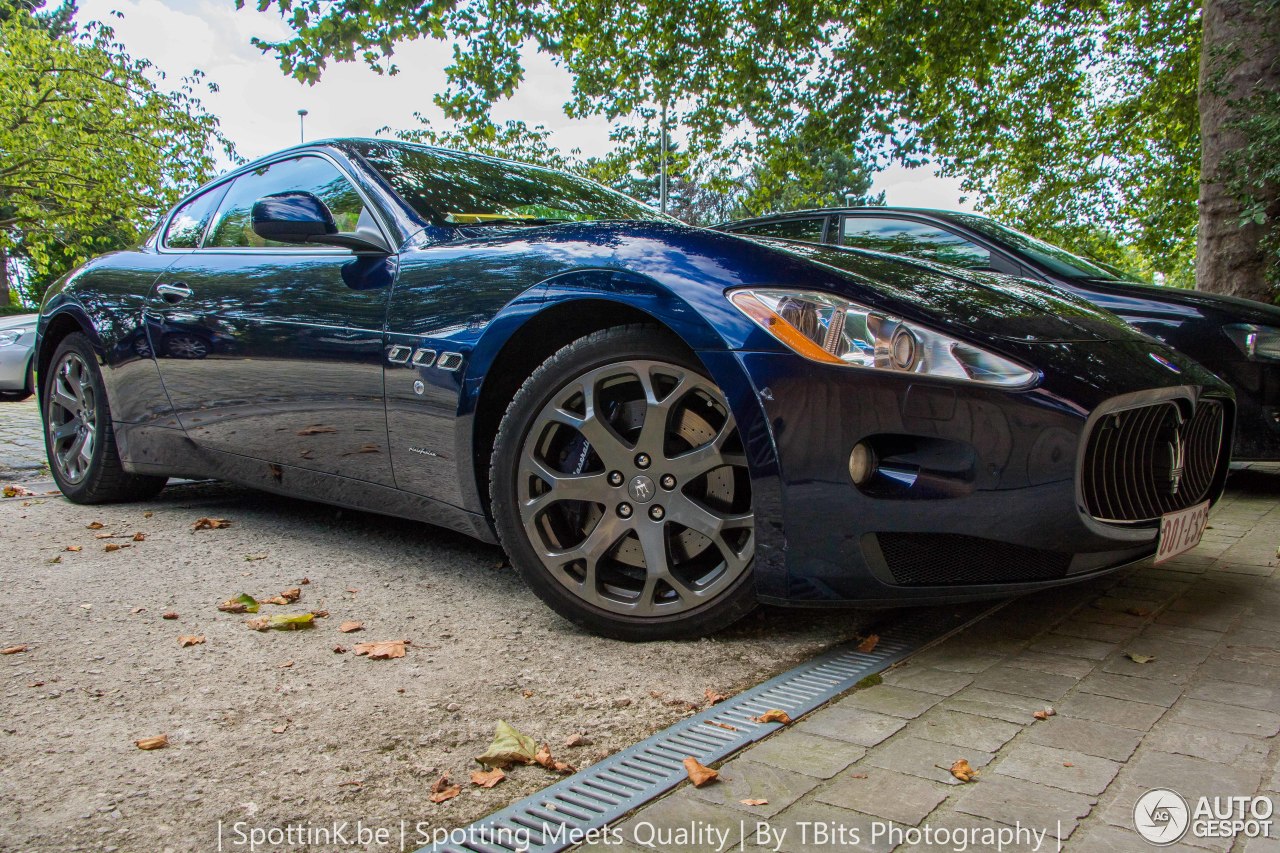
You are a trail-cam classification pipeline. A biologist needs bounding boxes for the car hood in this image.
[0,313,38,331]
[757,239,1141,344]
[1076,277,1280,325]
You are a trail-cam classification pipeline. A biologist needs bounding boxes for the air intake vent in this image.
[876,533,1071,585]
[1081,398,1224,522]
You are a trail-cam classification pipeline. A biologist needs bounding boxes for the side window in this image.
[163,184,230,248]
[841,217,991,269]
[735,218,826,243]
[205,156,371,249]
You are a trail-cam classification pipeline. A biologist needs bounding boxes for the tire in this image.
[43,333,167,503]
[491,325,757,640]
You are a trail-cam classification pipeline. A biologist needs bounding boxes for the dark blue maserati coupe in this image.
[37,140,1232,639]
[719,207,1280,461]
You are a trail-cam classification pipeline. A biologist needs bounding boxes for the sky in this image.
[76,0,972,211]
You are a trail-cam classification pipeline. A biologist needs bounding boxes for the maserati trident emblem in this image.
[627,474,656,504]
[1154,410,1187,496]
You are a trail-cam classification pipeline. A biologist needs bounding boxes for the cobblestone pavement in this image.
[586,468,1280,853]
[0,399,45,482]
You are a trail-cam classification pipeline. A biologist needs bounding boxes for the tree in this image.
[0,8,233,307]
[1198,0,1280,300]
[246,0,1278,302]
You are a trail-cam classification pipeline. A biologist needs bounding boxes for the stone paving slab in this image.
[0,399,45,482]
[600,469,1280,851]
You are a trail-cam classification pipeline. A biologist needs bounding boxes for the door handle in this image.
[156,282,192,303]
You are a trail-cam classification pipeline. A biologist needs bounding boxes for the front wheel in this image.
[43,333,167,503]
[491,326,757,640]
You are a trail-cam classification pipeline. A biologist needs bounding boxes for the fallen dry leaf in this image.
[94,532,118,539]
[191,517,231,531]
[346,587,359,594]
[143,511,153,518]
[86,521,104,530]
[63,545,82,552]
[272,723,289,734]
[310,609,329,618]
[947,759,978,783]
[178,635,205,647]
[218,593,259,614]
[247,613,315,632]
[132,532,146,542]
[279,587,301,603]
[134,734,168,751]
[47,556,61,565]
[352,640,405,659]
[1033,707,1056,721]
[3,485,36,498]
[521,689,534,698]
[333,645,348,654]
[338,621,364,633]
[337,779,362,788]
[475,720,538,768]
[1124,652,1156,664]
[429,775,461,804]
[704,688,730,705]
[1063,761,1074,767]
[1,644,29,655]
[279,660,294,669]
[261,595,290,606]
[1124,607,1151,617]
[103,543,129,552]
[706,721,739,732]
[300,577,310,584]
[244,553,268,562]
[161,611,178,620]
[297,425,338,435]
[535,743,575,774]
[754,709,793,725]
[132,607,145,614]
[682,757,719,787]
[470,768,506,788]
[850,773,869,779]
[740,798,769,807]
[564,733,591,748]
[857,634,881,653]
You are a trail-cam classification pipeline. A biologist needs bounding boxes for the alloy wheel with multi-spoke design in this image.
[515,359,754,619]
[46,351,99,484]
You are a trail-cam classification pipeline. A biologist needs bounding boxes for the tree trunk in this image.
[0,248,10,310]
[1197,0,1280,303]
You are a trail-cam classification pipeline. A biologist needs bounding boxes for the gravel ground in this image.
[0,480,879,853]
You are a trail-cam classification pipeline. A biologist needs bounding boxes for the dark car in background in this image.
[36,142,1233,638]
[718,208,1280,460]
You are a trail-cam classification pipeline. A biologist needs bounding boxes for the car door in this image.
[145,154,398,484]
[838,215,1023,275]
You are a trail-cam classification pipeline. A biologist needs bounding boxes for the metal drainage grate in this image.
[419,602,1001,853]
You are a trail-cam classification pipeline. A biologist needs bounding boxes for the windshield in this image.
[946,213,1120,281]
[354,141,667,225]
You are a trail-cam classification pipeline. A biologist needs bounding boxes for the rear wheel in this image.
[491,325,756,640]
[43,333,167,503]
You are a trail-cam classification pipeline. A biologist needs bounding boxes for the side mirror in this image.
[251,192,336,243]
[251,192,391,254]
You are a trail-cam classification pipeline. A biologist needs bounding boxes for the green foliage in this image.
[250,0,1219,285]
[0,9,234,305]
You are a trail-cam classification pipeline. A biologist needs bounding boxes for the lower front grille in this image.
[876,533,1071,586]
[1081,398,1225,522]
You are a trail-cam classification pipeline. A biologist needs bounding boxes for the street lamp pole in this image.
[297,109,309,144]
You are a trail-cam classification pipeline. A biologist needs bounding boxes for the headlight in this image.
[1223,324,1280,362]
[0,329,25,347]
[729,288,1038,388]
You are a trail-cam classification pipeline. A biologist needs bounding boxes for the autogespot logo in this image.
[1135,788,1190,845]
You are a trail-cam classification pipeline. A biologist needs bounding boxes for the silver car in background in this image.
[0,313,37,401]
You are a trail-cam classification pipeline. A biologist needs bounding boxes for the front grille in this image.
[876,533,1071,586]
[1081,398,1225,522]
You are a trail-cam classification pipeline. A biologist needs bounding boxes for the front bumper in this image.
[701,339,1233,606]
[0,340,34,390]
